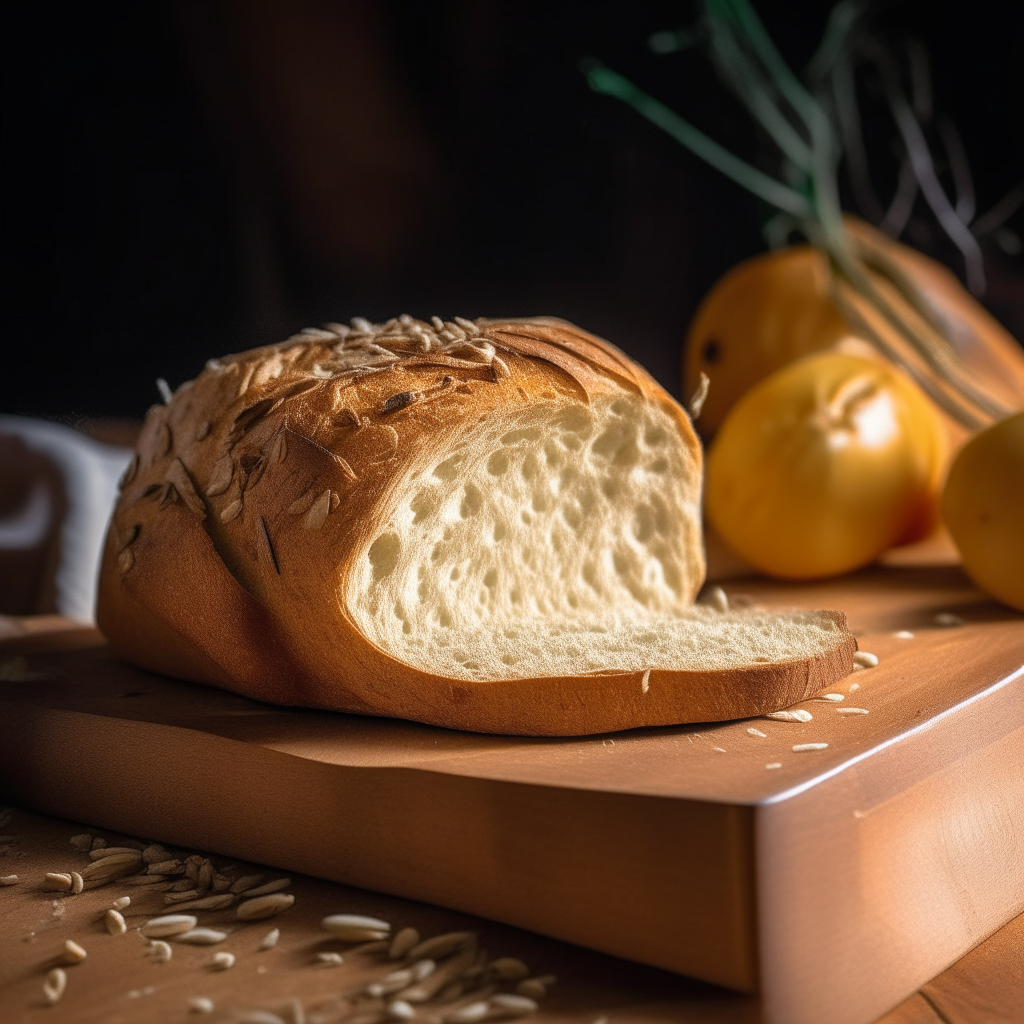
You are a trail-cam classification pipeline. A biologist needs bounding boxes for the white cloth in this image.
[0,416,133,623]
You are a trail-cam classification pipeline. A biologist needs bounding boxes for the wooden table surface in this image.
[0,803,1021,1024]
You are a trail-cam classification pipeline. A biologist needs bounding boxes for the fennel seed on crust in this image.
[112,896,131,910]
[71,872,84,894]
[0,874,18,885]
[44,872,73,891]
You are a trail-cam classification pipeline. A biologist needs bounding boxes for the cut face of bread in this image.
[349,395,704,677]
[97,315,856,735]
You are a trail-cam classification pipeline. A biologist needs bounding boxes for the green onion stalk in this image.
[584,0,1017,430]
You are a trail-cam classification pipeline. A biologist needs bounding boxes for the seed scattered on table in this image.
[852,652,878,669]
[318,952,345,966]
[70,834,93,852]
[444,1001,490,1023]
[893,630,914,639]
[849,682,860,691]
[836,707,870,715]
[812,693,844,702]
[112,896,130,910]
[388,1000,417,1020]
[766,709,812,723]
[106,909,128,934]
[746,727,767,738]
[934,612,965,627]
[171,893,236,912]
[406,931,475,961]
[243,877,291,898]
[211,951,235,970]
[44,872,73,891]
[490,957,530,981]
[390,926,420,959]
[766,763,782,769]
[151,940,173,962]
[260,927,280,950]
[43,968,67,1004]
[238,893,295,920]
[63,939,88,964]
[189,996,215,1013]
[792,743,829,752]
[71,872,84,894]
[142,914,199,937]
[492,993,539,1017]
[515,979,547,999]
[230,873,266,894]
[321,913,391,941]
[176,928,229,945]
[0,874,17,885]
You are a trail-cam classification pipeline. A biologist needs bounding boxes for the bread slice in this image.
[96,316,855,735]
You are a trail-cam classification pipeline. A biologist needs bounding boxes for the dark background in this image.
[3,0,1022,424]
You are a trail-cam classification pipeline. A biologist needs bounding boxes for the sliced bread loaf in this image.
[96,316,855,735]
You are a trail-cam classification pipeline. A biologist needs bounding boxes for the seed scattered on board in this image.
[189,996,215,1013]
[0,874,18,885]
[792,743,829,752]
[43,968,67,1004]
[766,709,812,723]
[837,707,870,715]
[211,951,235,970]
[853,651,878,669]
[893,630,914,639]
[150,940,173,962]
[934,612,965,627]
[766,762,782,769]
[746,727,767,738]
[105,909,128,935]
[260,927,280,950]
[63,939,87,964]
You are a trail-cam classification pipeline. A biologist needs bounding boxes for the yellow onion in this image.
[941,413,1024,611]
[705,351,946,579]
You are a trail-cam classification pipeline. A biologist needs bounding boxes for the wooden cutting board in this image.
[1,565,1022,1024]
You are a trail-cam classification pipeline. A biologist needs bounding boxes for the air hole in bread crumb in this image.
[487,451,510,476]
[369,534,401,581]
[460,484,483,518]
[483,568,498,588]
[493,521,507,541]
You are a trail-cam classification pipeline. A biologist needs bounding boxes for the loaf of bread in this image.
[96,316,855,735]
